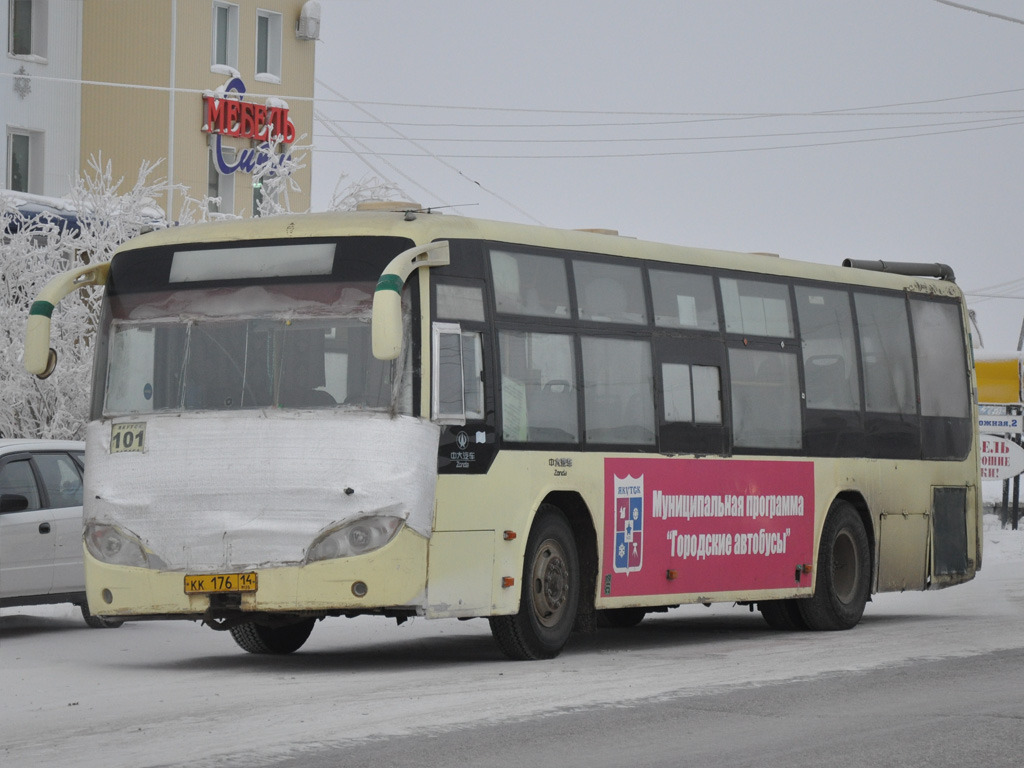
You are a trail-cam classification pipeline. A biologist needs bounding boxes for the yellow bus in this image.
[25,206,982,659]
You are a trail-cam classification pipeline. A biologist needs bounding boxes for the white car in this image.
[0,439,120,627]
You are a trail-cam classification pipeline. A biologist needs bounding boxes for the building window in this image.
[207,148,234,214]
[7,129,42,193]
[255,10,282,81]
[211,2,238,71]
[252,180,263,216]
[9,0,47,59]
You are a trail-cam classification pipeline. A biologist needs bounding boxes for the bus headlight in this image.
[305,516,404,563]
[85,523,164,568]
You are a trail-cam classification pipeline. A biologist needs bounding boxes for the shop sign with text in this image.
[980,435,1024,481]
[201,76,296,176]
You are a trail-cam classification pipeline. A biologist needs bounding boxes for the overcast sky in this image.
[309,0,1023,352]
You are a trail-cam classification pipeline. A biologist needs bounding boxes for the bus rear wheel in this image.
[489,507,580,660]
[798,501,870,631]
[229,618,316,654]
[758,599,807,631]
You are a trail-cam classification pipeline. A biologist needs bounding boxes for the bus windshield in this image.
[102,282,412,416]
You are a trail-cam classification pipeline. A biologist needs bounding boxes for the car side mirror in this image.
[0,494,30,514]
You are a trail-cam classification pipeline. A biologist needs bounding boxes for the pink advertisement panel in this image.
[603,457,816,598]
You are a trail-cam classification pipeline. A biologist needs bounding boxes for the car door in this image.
[0,453,55,599]
[32,451,86,594]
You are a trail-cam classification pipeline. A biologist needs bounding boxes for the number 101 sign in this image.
[110,422,146,453]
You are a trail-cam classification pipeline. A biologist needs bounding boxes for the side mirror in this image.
[25,262,110,377]
[371,241,450,360]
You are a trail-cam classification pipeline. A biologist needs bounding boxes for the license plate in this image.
[184,572,258,594]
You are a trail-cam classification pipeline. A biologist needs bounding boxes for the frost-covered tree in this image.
[251,132,311,218]
[327,174,408,211]
[0,156,180,440]
[2,148,387,439]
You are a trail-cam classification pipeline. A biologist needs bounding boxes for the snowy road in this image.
[2,521,1022,768]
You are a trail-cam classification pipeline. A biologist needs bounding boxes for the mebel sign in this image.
[202,76,296,176]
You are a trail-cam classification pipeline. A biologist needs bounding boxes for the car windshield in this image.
[102,282,412,416]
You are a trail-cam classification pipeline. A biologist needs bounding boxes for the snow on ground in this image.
[2,516,1022,768]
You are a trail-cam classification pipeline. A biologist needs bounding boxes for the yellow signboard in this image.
[976,354,1023,405]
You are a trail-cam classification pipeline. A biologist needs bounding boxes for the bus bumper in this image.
[83,528,429,620]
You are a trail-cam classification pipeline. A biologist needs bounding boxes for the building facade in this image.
[3,0,316,218]
[2,0,83,197]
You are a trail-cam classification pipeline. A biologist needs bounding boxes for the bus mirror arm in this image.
[24,262,111,378]
[372,241,451,361]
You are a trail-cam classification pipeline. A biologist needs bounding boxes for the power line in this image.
[965,292,1024,300]
[965,276,1024,294]
[315,78,544,225]
[313,109,453,208]
[313,86,1024,117]
[311,118,1024,159]
[311,115,1021,145]
[6,70,1019,123]
[930,0,1024,25]
[312,109,1024,130]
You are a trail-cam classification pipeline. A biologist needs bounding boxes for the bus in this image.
[24,205,982,660]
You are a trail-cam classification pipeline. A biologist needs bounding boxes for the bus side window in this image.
[911,298,972,460]
[490,250,570,318]
[720,278,794,338]
[663,363,722,425]
[909,298,970,419]
[498,330,578,443]
[729,348,802,449]
[650,269,719,331]
[574,261,647,324]
[794,286,860,411]
[582,337,656,445]
[436,283,485,323]
[854,293,916,415]
[432,324,485,425]
[462,332,484,421]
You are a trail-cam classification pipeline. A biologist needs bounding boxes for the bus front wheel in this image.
[489,507,580,660]
[799,501,870,631]
[229,618,316,654]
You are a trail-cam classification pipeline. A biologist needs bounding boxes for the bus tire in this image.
[229,618,316,654]
[798,501,870,631]
[597,608,647,628]
[489,507,579,660]
[758,599,807,631]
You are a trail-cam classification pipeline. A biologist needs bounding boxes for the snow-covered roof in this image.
[2,190,165,235]
[2,191,82,233]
